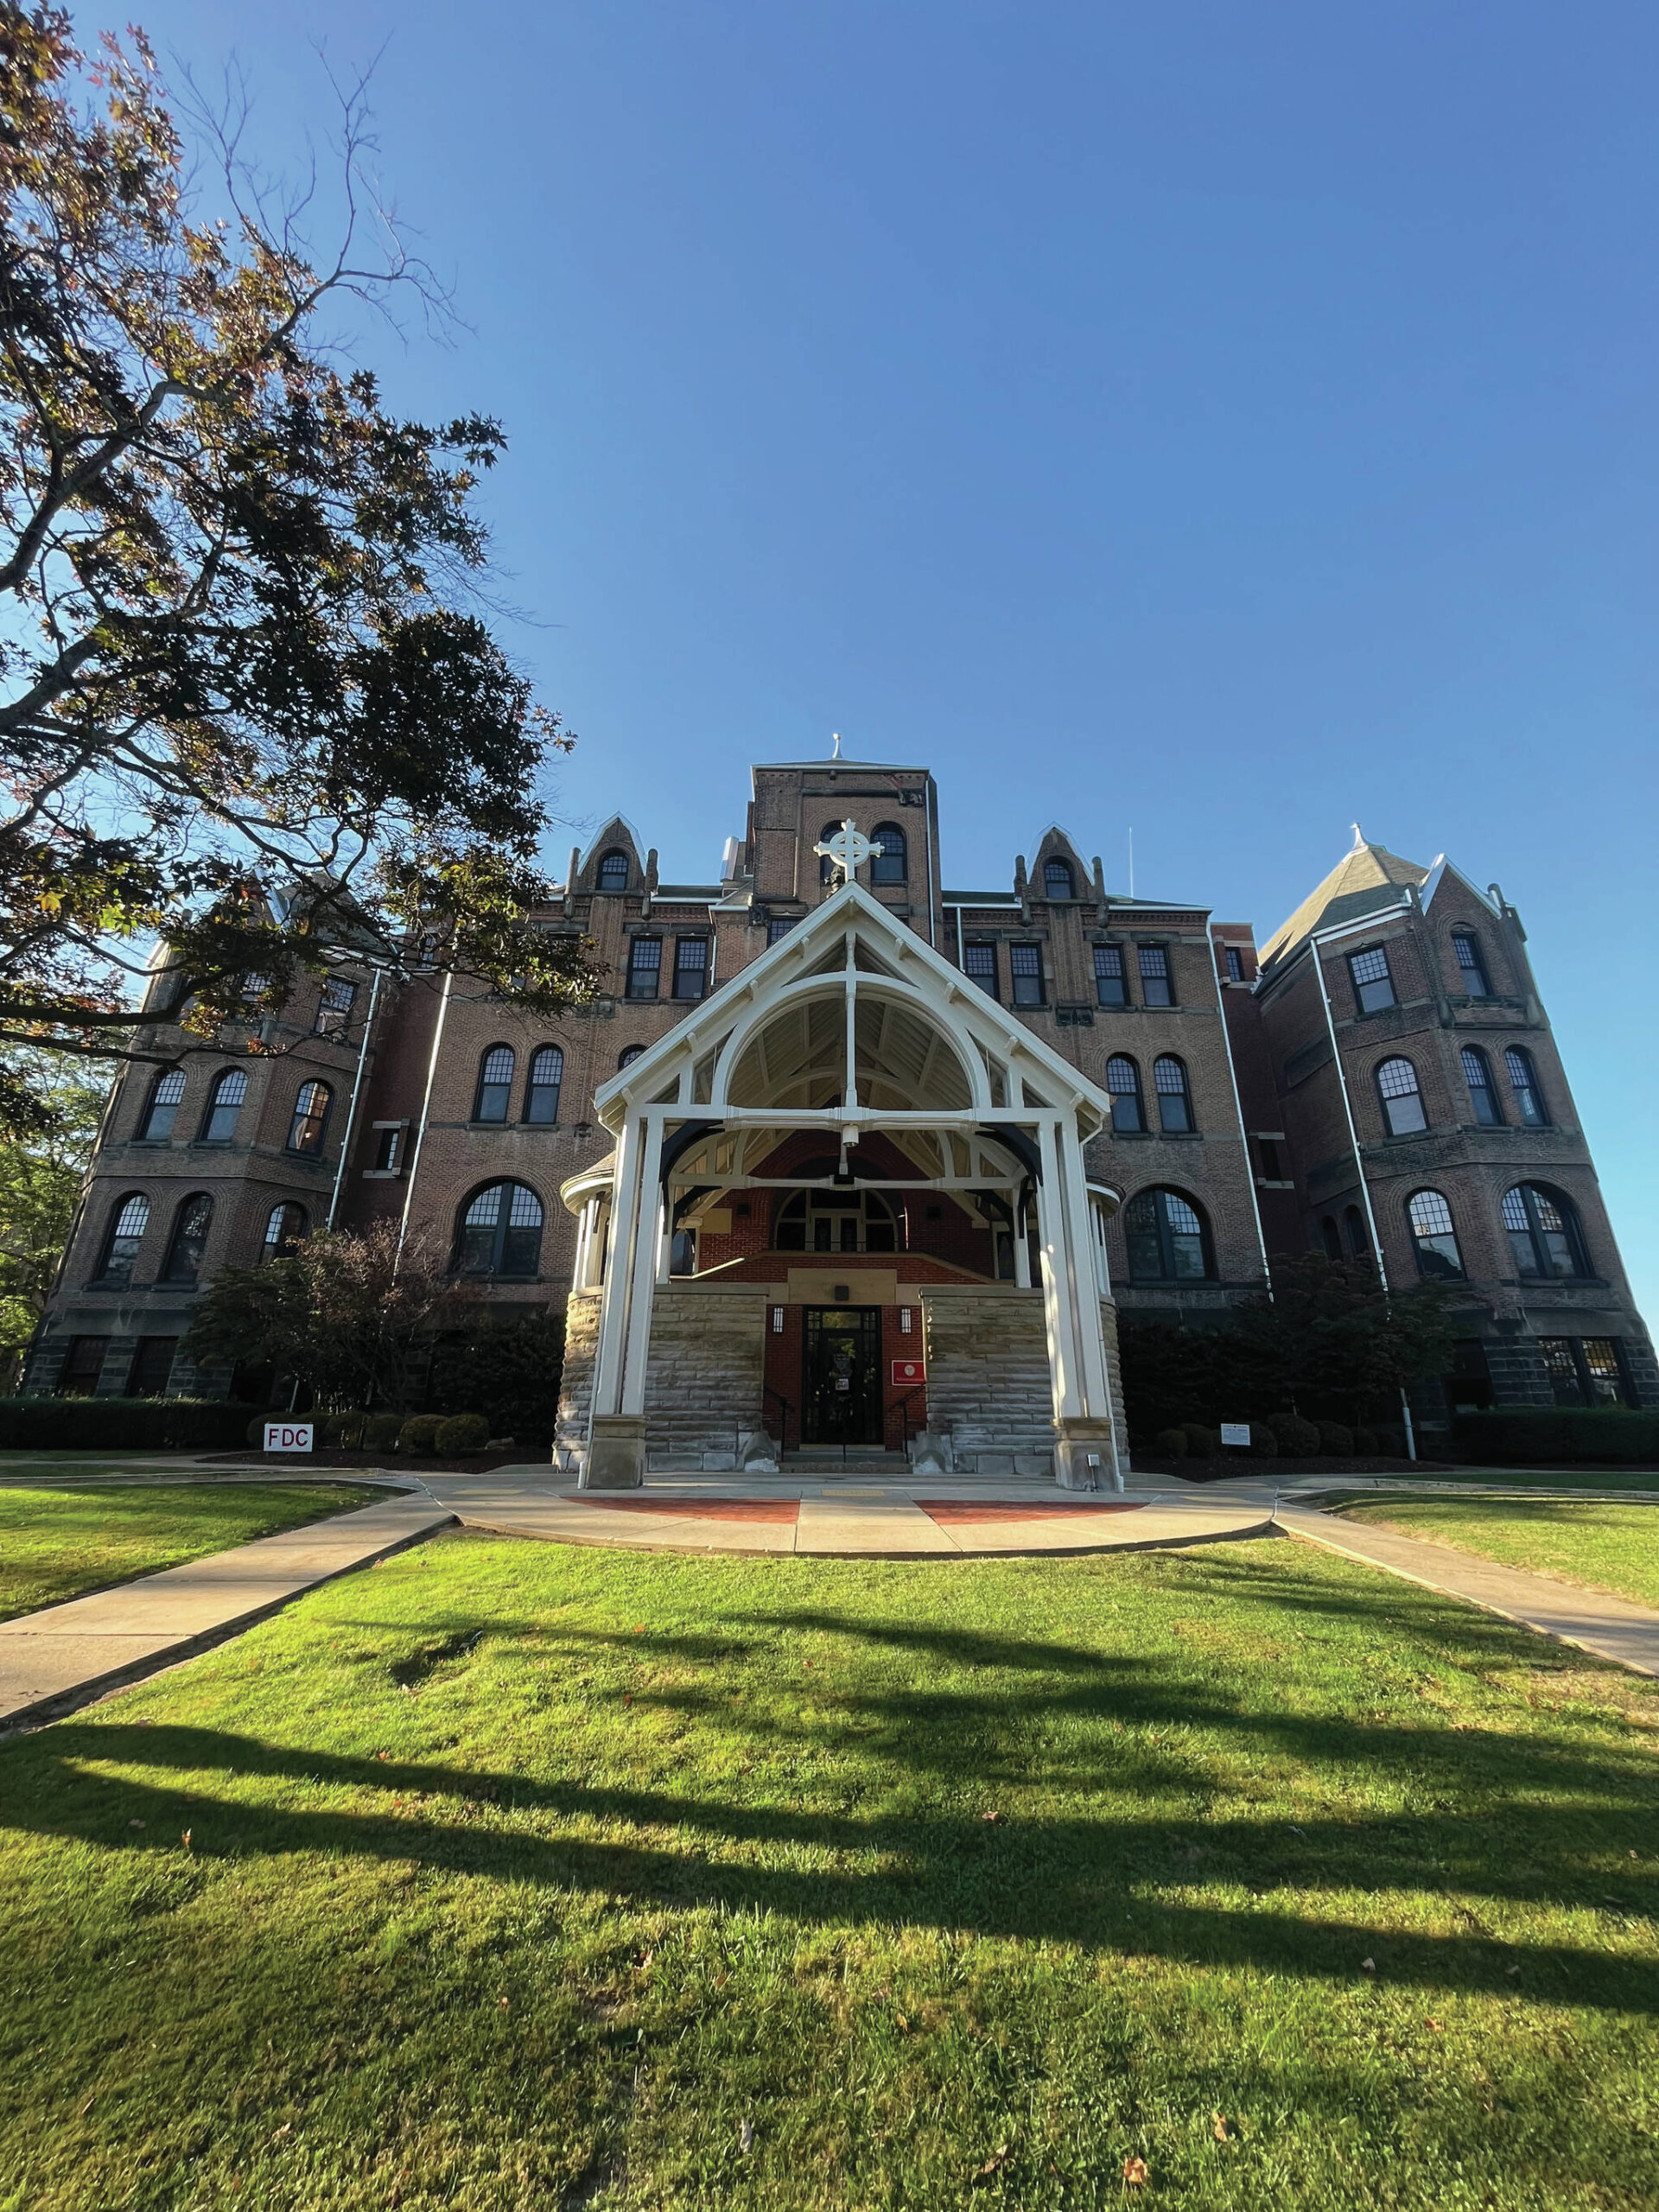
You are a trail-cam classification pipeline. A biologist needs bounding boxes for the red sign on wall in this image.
[891,1358,925,1387]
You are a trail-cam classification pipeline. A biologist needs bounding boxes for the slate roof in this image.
[1258,836,1429,972]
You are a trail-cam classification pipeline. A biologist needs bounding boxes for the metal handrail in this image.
[763,1385,794,1454]
[893,1385,927,1460]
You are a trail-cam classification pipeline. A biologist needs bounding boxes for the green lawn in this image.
[1337,1495,1659,1612]
[0,1481,380,1620]
[1,1535,1656,2212]
[1394,1465,1659,1493]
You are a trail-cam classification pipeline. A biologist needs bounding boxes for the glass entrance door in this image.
[802,1306,883,1446]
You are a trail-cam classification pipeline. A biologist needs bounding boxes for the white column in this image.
[1055,1116,1114,1415]
[620,1115,666,1417]
[590,1114,645,1417]
[1014,1186,1033,1287]
[1034,1117,1083,1421]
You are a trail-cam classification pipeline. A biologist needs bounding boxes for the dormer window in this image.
[1452,931,1491,995]
[596,849,629,893]
[1043,856,1076,900]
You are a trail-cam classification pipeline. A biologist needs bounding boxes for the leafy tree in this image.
[0,7,598,1135]
[428,1308,565,1444]
[0,1046,111,1385]
[180,1218,480,1413]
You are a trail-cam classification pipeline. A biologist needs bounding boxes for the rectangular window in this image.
[963,942,998,997]
[1137,945,1173,1006]
[313,976,358,1035]
[1093,945,1127,1006]
[766,915,798,945]
[1580,1338,1630,1408]
[57,1336,108,1397]
[1224,944,1245,982]
[127,1337,179,1398]
[1348,945,1395,1014]
[673,938,709,1001]
[1256,1138,1283,1181]
[1452,931,1491,995]
[1009,944,1044,1007]
[371,1125,402,1173]
[1537,1338,1584,1407]
[626,938,662,1000]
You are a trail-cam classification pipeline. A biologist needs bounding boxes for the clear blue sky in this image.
[130,2,1658,1322]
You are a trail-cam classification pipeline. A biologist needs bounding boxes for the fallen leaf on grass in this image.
[128,1819,145,1830]
[1361,1956,1376,1973]
[982,1809,1002,1824]
[975,2144,1011,2178]
[180,1829,192,1852]
[738,2119,754,2155]
[1122,2155,1148,2185]
[271,2122,292,2143]
[78,2094,96,2117]
[498,1997,510,2010]
[1211,2113,1229,2141]
[1427,2018,1443,2033]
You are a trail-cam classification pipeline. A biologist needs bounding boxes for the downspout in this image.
[1209,942,1272,1294]
[923,779,938,947]
[954,903,964,970]
[397,969,454,1263]
[1311,930,1417,1459]
[327,968,382,1230]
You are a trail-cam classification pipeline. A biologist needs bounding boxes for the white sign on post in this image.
[1219,1422,1251,1448]
[264,1421,314,1454]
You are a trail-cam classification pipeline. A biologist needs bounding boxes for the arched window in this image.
[199,1067,247,1143]
[1376,1057,1427,1136]
[818,821,843,886]
[1123,1188,1211,1281]
[1460,1046,1502,1126]
[1043,855,1076,900]
[97,1194,149,1287]
[618,1044,644,1069]
[524,1046,563,1124]
[596,849,630,893]
[474,1046,515,1123]
[1504,1047,1548,1127]
[1344,1205,1370,1261]
[1451,931,1491,995]
[774,1188,900,1255]
[1319,1216,1342,1262]
[162,1193,213,1283]
[138,1068,186,1141]
[1502,1184,1588,1281]
[262,1202,307,1260]
[287,1079,333,1155]
[1153,1055,1193,1133]
[1408,1190,1465,1279]
[870,823,907,885]
[1105,1055,1143,1135]
[456,1180,544,1277]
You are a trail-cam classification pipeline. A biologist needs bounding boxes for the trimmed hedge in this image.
[434,1411,490,1456]
[1452,1408,1659,1465]
[0,1396,260,1453]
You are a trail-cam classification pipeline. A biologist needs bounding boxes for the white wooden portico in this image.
[565,877,1125,1489]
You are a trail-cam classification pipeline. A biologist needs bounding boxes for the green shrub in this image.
[426,1310,564,1445]
[1274,1414,1320,1457]
[1182,1423,1220,1459]
[1374,1425,1408,1458]
[397,1414,442,1454]
[0,1397,258,1453]
[319,1411,365,1448]
[434,1410,490,1457]
[1452,1408,1659,1466]
[1316,1421,1355,1456]
[1354,1426,1380,1456]
[1249,1424,1279,1458]
[1152,1427,1188,1459]
[363,1412,405,1452]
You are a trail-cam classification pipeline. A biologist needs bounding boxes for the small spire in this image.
[1351,822,1364,849]
[830,731,842,759]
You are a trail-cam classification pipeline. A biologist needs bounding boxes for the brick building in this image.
[25,756,1655,1471]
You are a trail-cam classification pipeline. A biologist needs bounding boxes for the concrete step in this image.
[781,1448,910,1472]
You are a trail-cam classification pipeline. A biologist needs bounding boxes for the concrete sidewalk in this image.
[417,1465,1274,1557]
[0,1492,454,1731]
[1277,1504,1659,1677]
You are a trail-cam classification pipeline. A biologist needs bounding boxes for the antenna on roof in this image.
[1128,828,1134,899]
[1351,822,1364,849]
[830,731,842,759]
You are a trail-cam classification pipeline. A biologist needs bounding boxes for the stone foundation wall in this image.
[920,1287,1131,1478]
[643,1283,769,1468]
[551,1292,601,1472]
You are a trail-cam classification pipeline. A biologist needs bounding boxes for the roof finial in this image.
[1351,821,1364,849]
[830,731,842,759]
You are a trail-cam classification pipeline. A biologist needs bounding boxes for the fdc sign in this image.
[264,1421,314,1454]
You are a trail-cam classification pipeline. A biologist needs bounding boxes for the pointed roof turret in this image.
[1258,835,1429,972]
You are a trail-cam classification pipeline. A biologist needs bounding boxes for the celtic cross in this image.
[812,818,883,883]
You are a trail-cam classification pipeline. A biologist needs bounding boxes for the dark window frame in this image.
[1153,1054,1194,1133]
[1009,943,1045,1007]
[1407,1187,1465,1279]
[197,1066,248,1144]
[313,975,359,1036]
[1224,944,1245,982]
[1502,1182,1590,1281]
[1106,1054,1144,1134]
[1376,1055,1427,1136]
[1451,931,1491,996]
[137,1066,186,1141]
[1348,944,1396,1015]
[626,937,663,1001]
[286,1078,333,1156]
[524,1045,563,1124]
[1504,1046,1549,1127]
[1093,944,1128,1007]
[262,1201,307,1261]
[963,941,999,999]
[1042,855,1076,900]
[161,1192,213,1283]
[96,1192,150,1286]
[672,938,709,1001]
[595,849,630,893]
[870,822,908,886]
[454,1179,545,1278]
[1123,1185,1213,1281]
[473,1044,515,1124]
[1136,944,1173,1007]
[57,1335,108,1396]
[1460,1044,1503,1126]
